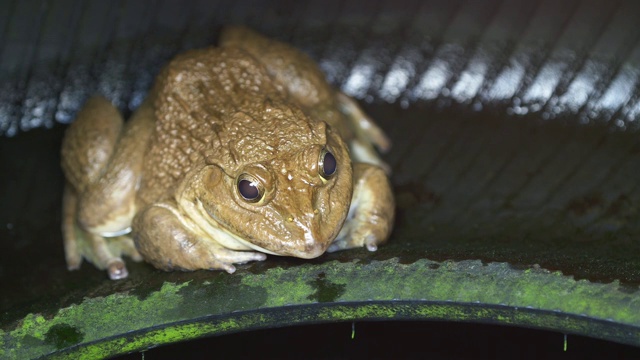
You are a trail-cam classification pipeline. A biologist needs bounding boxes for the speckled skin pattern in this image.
[60,26,394,280]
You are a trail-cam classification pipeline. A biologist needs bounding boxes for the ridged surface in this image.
[2,0,640,135]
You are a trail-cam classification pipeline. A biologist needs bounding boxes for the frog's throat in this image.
[184,197,280,256]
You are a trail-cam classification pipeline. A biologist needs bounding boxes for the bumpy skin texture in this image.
[61,26,395,279]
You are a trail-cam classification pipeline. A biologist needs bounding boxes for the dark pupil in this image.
[322,151,337,176]
[238,179,259,200]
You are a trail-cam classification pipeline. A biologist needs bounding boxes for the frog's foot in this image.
[68,229,143,280]
[328,218,386,253]
[163,237,268,274]
[77,221,141,279]
[75,232,129,280]
[96,232,150,279]
[327,163,395,253]
[134,204,267,274]
[63,184,130,279]
[116,235,143,262]
[328,207,393,253]
[192,245,268,274]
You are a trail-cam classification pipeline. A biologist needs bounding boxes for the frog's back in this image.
[138,47,324,204]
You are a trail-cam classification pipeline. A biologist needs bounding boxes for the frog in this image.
[60,26,394,280]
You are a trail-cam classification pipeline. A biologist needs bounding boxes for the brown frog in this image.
[61,26,394,280]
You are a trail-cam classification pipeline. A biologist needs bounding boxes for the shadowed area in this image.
[2,0,640,358]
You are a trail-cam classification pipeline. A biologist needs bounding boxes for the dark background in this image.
[2,0,640,357]
[115,321,640,359]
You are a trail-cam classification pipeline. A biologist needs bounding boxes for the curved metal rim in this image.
[4,258,640,359]
[49,301,640,358]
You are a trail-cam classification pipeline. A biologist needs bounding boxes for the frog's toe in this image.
[65,254,82,271]
[329,225,384,253]
[216,262,236,274]
[327,239,348,253]
[232,253,267,264]
[216,249,267,265]
[107,259,129,280]
[204,250,266,274]
[123,241,143,262]
[130,252,144,262]
[365,235,379,252]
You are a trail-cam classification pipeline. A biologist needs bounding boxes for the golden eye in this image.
[236,174,263,203]
[319,148,337,179]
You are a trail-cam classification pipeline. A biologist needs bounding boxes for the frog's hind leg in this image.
[62,184,82,270]
[62,190,126,279]
[63,183,140,279]
[84,233,143,280]
[336,92,392,174]
[117,235,143,263]
[86,233,128,280]
[61,96,153,279]
[61,96,123,192]
[337,92,391,153]
[328,163,395,252]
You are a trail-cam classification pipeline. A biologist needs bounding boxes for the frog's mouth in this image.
[204,205,331,258]
[207,206,284,256]
[196,198,332,258]
[180,198,281,255]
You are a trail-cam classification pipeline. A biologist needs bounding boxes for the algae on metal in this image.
[4,257,640,358]
[2,282,189,359]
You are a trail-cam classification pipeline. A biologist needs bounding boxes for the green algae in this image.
[44,324,84,349]
[307,272,346,303]
[3,258,640,358]
[3,281,189,359]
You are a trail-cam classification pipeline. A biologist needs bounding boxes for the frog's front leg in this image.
[328,163,395,252]
[133,203,267,273]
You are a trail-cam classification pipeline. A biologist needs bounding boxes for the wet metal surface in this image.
[3,1,640,135]
[2,0,640,357]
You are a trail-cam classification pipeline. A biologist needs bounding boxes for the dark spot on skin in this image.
[307,272,345,303]
[44,323,84,349]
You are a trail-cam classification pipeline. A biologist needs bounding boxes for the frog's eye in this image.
[236,174,264,203]
[319,149,337,180]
